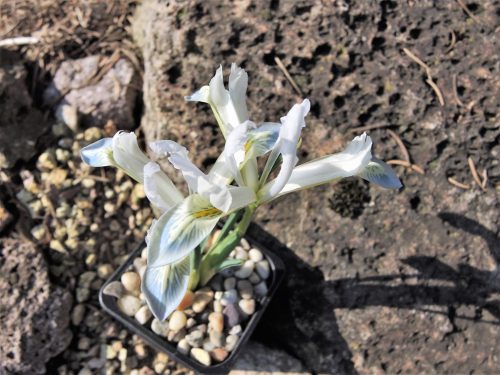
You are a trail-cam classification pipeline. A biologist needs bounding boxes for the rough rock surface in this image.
[0,50,49,169]
[0,238,72,374]
[133,1,499,373]
[43,55,140,130]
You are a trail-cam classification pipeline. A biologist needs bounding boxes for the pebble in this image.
[135,305,152,325]
[237,280,253,299]
[211,348,229,363]
[97,263,113,279]
[213,300,223,313]
[151,319,169,337]
[223,277,236,290]
[102,281,124,298]
[78,337,91,350]
[121,271,141,293]
[234,260,254,279]
[169,310,187,331]
[239,299,256,315]
[177,339,191,355]
[133,258,146,274]
[168,329,186,343]
[255,260,270,280]
[223,304,241,328]
[117,295,142,316]
[209,274,224,291]
[209,330,225,347]
[234,247,249,260]
[186,330,204,348]
[229,325,242,336]
[186,317,196,329]
[71,304,85,326]
[214,291,223,301]
[208,312,224,333]
[248,248,263,262]
[225,334,239,352]
[249,272,261,284]
[192,288,214,313]
[78,368,93,375]
[76,287,90,303]
[203,338,215,352]
[240,238,250,250]
[221,289,238,306]
[191,348,211,366]
[254,281,268,297]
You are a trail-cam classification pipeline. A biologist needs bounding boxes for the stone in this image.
[248,272,261,284]
[237,280,254,300]
[43,55,140,130]
[239,299,256,316]
[0,50,49,169]
[203,338,215,352]
[229,325,242,336]
[151,318,169,337]
[223,304,241,328]
[103,281,124,298]
[248,248,264,262]
[177,338,191,355]
[213,300,223,313]
[234,247,249,260]
[223,277,236,290]
[135,306,152,325]
[255,260,270,280]
[192,287,214,313]
[234,260,255,279]
[209,274,224,291]
[211,348,229,363]
[75,288,89,303]
[117,295,142,316]
[191,348,211,366]
[167,328,186,343]
[225,335,239,352]
[209,330,225,348]
[0,238,72,374]
[221,289,239,306]
[240,238,251,250]
[186,317,196,329]
[97,264,114,279]
[208,312,224,333]
[169,310,187,331]
[121,271,141,293]
[0,201,13,233]
[254,281,269,297]
[185,329,204,348]
[71,304,86,326]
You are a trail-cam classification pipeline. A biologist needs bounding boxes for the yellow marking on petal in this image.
[192,207,221,218]
[245,139,253,153]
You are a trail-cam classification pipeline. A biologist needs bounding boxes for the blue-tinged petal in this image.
[147,195,222,268]
[141,255,191,321]
[246,122,281,159]
[184,85,210,103]
[149,140,188,159]
[80,138,114,167]
[143,162,184,212]
[359,158,403,189]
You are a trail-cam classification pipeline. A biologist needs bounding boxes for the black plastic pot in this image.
[99,233,286,374]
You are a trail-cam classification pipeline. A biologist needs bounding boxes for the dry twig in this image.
[448,177,471,190]
[452,74,464,107]
[274,56,304,96]
[387,129,410,163]
[456,0,481,24]
[387,159,425,175]
[468,157,487,191]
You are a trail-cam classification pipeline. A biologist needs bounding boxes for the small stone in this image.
[78,337,91,350]
[225,334,239,352]
[223,277,236,291]
[31,225,46,241]
[177,338,191,355]
[118,347,127,362]
[234,247,249,260]
[72,304,85,325]
[192,288,214,313]
[191,348,211,366]
[221,289,238,306]
[211,348,229,363]
[85,253,96,267]
[234,260,254,279]
[76,287,90,303]
[238,299,256,315]
[237,280,253,299]
[185,329,204,348]
[98,263,114,279]
[135,305,152,325]
[249,272,261,284]
[37,150,57,170]
[106,345,117,359]
[214,291,223,300]
[117,295,142,316]
[50,239,66,253]
[209,330,225,348]
[213,300,223,313]
[229,325,242,336]
[167,328,186,343]
[79,271,96,286]
[208,312,224,333]
[169,310,187,331]
[254,281,268,297]
[186,317,196,329]
[223,304,241,328]
[121,271,141,293]
[255,260,270,280]
[78,368,92,375]
[134,342,148,359]
[203,338,215,352]
[209,274,223,291]
[193,323,208,335]
[240,238,250,250]
[151,318,169,337]
[248,248,263,262]
[141,247,148,259]
[81,178,95,188]
[153,352,169,373]
[133,257,146,274]
[103,281,124,298]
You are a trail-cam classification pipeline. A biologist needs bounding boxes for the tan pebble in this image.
[97,264,113,279]
[103,281,123,298]
[177,338,191,355]
[121,271,141,293]
[234,260,254,279]
[210,348,229,363]
[192,288,214,313]
[71,304,85,325]
[240,238,250,250]
[248,248,263,262]
[151,318,169,336]
[169,310,187,331]
[117,295,142,316]
[255,260,270,280]
[213,300,223,313]
[191,348,211,366]
[208,312,224,333]
[134,305,152,325]
[238,299,255,315]
[225,334,239,352]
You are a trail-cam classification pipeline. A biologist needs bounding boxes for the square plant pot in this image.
[99,232,286,374]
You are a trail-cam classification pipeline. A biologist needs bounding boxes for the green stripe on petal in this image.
[147,195,222,268]
[141,255,191,321]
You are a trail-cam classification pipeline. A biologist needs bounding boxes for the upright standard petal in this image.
[112,131,150,183]
[141,255,191,321]
[358,158,403,189]
[224,122,251,186]
[80,138,114,167]
[228,63,249,122]
[143,162,184,212]
[149,140,189,159]
[147,195,222,268]
[261,99,311,198]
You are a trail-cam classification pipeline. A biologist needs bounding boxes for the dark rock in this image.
[222,304,241,328]
[0,50,49,169]
[0,238,72,374]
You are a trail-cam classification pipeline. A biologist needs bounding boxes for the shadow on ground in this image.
[246,212,500,374]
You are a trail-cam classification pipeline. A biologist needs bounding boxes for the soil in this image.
[1,0,499,374]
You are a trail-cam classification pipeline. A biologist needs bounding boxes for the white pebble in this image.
[151,319,169,336]
[248,248,263,262]
[117,295,142,316]
[135,305,152,325]
[223,277,236,290]
[141,247,148,259]
[255,260,270,280]
[254,281,268,297]
[169,311,187,331]
[225,334,239,352]
[238,299,255,315]
[234,260,254,279]
[221,289,238,306]
[177,339,190,355]
[191,348,211,366]
[213,300,223,313]
[121,272,141,293]
[102,281,123,298]
[234,247,249,260]
[249,272,261,284]
[229,325,242,336]
[214,291,223,300]
[240,238,250,250]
